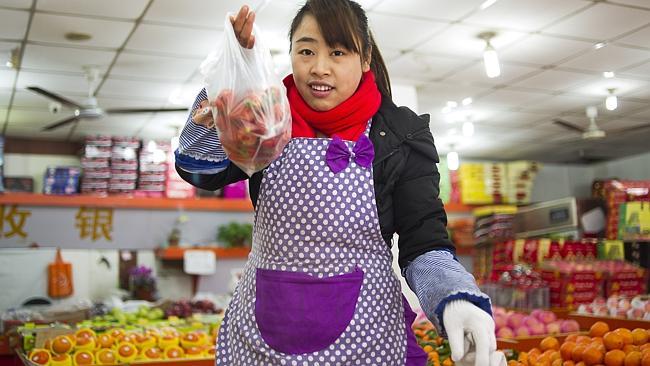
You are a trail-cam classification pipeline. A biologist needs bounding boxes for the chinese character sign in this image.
[75,207,114,241]
[0,205,31,238]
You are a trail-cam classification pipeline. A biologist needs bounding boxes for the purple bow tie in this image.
[325,134,375,174]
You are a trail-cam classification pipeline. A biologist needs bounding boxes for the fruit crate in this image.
[16,349,215,366]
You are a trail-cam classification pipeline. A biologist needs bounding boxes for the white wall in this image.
[530,151,650,202]
[0,247,247,312]
[4,153,81,193]
[593,151,650,181]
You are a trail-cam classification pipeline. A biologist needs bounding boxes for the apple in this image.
[515,326,530,337]
[496,327,514,339]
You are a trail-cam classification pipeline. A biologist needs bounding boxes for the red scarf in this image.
[282,71,382,141]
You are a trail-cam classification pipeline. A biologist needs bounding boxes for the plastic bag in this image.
[200,13,291,176]
[48,248,74,298]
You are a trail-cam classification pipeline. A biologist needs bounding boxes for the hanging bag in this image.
[48,248,74,298]
[200,12,291,176]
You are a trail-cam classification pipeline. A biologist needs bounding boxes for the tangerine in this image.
[624,345,640,354]
[625,351,642,366]
[641,353,650,366]
[616,329,634,346]
[573,345,587,362]
[605,332,626,351]
[552,360,562,366]
[542,337,561,351]
[590,322,611,338]
[566,334,580,343]
[582,345,604,365]
[561,342,577,360]
[632,329,649,346]
[563,361,576,366]
[605,349,626,366]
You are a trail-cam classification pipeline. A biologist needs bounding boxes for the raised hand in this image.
[230,5,256,49]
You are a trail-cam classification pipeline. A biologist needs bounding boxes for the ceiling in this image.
[1,0,650,164]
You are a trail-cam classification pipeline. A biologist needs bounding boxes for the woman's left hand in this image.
[442,300,507,366]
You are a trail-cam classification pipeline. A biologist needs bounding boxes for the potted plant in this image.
[217,222,253,248]
[129,265,158,301]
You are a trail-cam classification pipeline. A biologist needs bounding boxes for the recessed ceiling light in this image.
[593,42,607,50]
[65,32,92,42]
[462,97,473,106]
[603,71,615,79]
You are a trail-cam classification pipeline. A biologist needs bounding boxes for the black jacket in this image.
[176,96,455,270]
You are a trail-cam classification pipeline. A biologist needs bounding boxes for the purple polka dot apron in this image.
[216,120,427,365]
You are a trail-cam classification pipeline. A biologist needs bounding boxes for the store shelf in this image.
[0,193,253,212]
[156,247,251,260]
[17,350,215,366]
[497,332,587,352]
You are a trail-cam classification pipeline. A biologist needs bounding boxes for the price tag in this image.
[183,250,216,275]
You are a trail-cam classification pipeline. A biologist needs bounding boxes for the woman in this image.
[176,1,504,365]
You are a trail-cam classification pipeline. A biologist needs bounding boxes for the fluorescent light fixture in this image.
[593,42,607,50]
[5,60,11,68]
[447,151,460,171]
[605,89,618,111]
[483,44,501,78]
[462,121,475,137]
[462,97,473,106]
[603,71,615,79]
[480,0,498,10]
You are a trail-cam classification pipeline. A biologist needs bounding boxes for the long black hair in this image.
[289,0,392,97]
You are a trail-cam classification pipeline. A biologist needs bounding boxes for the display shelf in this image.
[0,193,253,212]
[156,247,251,260]
[567,313,650,331]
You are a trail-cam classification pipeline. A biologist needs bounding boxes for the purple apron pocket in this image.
[402,295,428,366]
[255,267,364,355]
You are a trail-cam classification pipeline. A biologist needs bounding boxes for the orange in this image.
[552,360,563,366]
[582,345,604,365]
[96,334,113,349]
[566,334,580,343]
[508,361,519,366]
[642,352,650,366]
[423,345,434,353]
[117,342,137,358]
[616,329,635,346]
[577,336,592,345]
[605,349,626,366]
[29,349,51,365]
[95,349,116,365]
[73,350,94,365]
[563,362,576,366]
[625,351,642,366]
[74,329,96,340]
[624,345,640,354]
[51,335,74,354]
[573,345,587,362]
[561,342,577,361]
[164,346,184,359]
[142,347,163,359]
[605,332,626,351]
[542,337,561,352]
[590,322,611,338]
[632,329,649,346]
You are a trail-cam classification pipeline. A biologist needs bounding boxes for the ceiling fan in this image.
[553,105,650,140]
[27,66,190,131]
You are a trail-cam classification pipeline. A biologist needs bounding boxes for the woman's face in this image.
[290,14,370,111]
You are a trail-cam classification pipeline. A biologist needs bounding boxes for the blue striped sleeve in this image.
[175,88,230,174]
[404,249,492,335]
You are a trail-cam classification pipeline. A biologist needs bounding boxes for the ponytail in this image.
[368,31,391,98]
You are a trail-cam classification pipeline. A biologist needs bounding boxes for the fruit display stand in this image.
[16,350,215,366]
[567,313,650,334]
[497,332,587,352]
